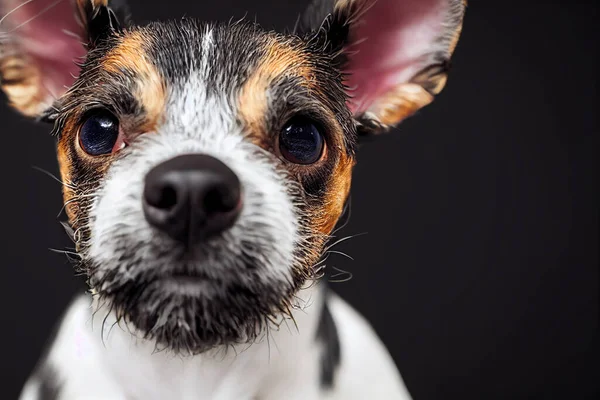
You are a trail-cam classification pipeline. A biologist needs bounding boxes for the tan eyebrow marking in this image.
[238,36,313,136]
[102,31,167,131]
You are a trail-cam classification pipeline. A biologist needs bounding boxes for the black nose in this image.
[143,154,242,245]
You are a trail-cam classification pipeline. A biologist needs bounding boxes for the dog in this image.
[0,0,465,398]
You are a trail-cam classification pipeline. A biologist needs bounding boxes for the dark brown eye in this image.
[279,118,325,164]
[79,110,122,156]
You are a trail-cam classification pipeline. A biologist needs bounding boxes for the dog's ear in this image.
[299,0,466,135]
[0,0,130,119]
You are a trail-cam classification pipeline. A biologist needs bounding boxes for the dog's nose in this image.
[143,154,242,245]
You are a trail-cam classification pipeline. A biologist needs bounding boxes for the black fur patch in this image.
[33,364,61,400]
[298,0,353,64]
[77,0,131,47]
[315,295,341,389]
[24,298,77,400]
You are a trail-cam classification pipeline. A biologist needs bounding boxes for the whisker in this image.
[323,232,368,253]
[329,266,354,283]
[100,302,114,349]
[32,165,76,190]
[292,12,302,35]
[330,197,353,237]
[57,193,95,218]
[48,247,80,263]
[48,247,78,256]
[326,250,354,261]
[284,303,298,333]
[308,252,332,276]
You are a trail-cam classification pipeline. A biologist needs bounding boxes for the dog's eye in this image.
[279,118,325,165]
[79,111,122,156]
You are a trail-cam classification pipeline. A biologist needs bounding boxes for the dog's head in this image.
[1,0,465,353]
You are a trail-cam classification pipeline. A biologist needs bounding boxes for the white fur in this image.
[88,69,298,292]
[20,287,413,400]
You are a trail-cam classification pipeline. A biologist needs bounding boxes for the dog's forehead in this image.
[102,20,317,117]
[141,20,274,89]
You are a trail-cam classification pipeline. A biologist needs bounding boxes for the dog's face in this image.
[1,0,465,353]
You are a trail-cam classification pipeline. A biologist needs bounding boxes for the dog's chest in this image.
[32,294,326,400]
[21,291,411,400]
[99,309,325,399]
[103,343,322,400]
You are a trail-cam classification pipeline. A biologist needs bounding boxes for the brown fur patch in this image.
[411,63,450,97]
[367,83,435,127]
[238,36,313,137]
[448,21,464,55]
[0,55,47,117]
[102,31,167,131]
[56,132,77,223]
[314,152,354,235]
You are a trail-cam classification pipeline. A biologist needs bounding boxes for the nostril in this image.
[157,185,178,210]
[203,185,239,214]
[144,181,179,211]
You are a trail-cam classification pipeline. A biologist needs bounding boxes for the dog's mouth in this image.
[163,266,213,283]
[145,257,224,296]
[167,272,208,282]
[163,270,210,285]
[157,273,215,297]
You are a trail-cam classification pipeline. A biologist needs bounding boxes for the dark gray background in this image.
[0,1,597,399]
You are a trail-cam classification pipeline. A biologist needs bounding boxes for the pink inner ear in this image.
[3,0,86,101]
[344,0,447,114]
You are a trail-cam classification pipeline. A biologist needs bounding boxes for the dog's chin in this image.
[89,257,300,355]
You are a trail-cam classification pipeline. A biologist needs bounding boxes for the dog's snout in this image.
[143,154,242,245]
